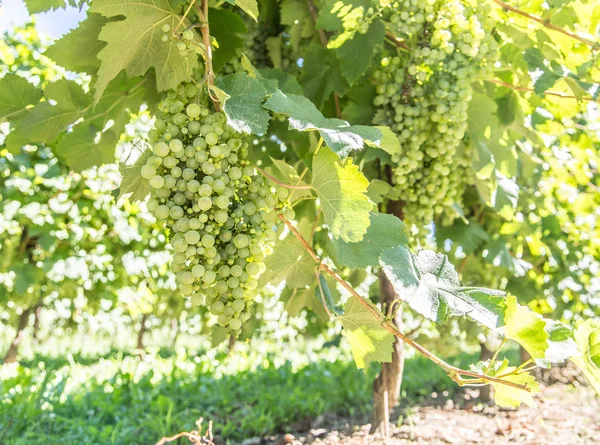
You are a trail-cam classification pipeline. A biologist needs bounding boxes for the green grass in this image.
[0,347,495,445]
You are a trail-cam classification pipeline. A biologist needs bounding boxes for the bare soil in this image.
[259,381,599,445]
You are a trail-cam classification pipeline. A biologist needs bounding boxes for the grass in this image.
[0,343,491,445]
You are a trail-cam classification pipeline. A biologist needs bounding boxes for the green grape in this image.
[373,0,496,232]
[143,82,294,334]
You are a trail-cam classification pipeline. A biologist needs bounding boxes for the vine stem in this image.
[304,0,342,118]
[195,0,220,111]
[278,214,530,392]
[385,30,410,52]
[174,0,197,34]
[486,79,599,102]
[491,0,598,49]
[254,166,313,190]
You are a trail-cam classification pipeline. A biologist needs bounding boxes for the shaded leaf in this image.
[0,74,42,120]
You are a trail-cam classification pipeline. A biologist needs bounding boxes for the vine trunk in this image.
[3,307,32,363]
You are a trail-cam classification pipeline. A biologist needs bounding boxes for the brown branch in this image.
[385,30,410,51]
[195,1,220,111]
[278,214,531,392]
[492,0,598,49]
[304,0,342,118]
[487,79,599,102]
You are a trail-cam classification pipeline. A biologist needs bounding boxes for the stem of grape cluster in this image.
[277,214,530,392]
[254,166,313,190]
[195,0,220,111]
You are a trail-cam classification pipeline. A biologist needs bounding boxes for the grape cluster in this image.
[142,83,291,335]
[373,0,496,228]
[160,23,204,58]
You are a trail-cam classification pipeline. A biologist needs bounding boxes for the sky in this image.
[0,0,86,38]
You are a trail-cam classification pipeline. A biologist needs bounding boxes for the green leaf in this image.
[571,319,600,393]
[342,84,377,125]
[503,294,549,359]
[55,127,117,172]
[435,221,490,255]
[335,21,385,84]
[259,69,304,95]
[496,91,519,126]
[491,366,540,409]
[544,320,579,364]
[366,126,400,156]
[210,8,246,72]
[311,146,372,242]
[264,234,316,288]
[215,72,271,134]
[331,212,408,269]
[118,145,153,203]
[263,90,383,157]
[12,263,44,294]
[90,0,198,103]
[468,92,499,139]
[5,80,91,153]
[315,273,343,316]
[0,74,42,120]
[234,0,259,21]
[340,296,394,370]
[379,246,507,329]
[44,13,108,74]
[299,44,350,107]
[24,0,65,13]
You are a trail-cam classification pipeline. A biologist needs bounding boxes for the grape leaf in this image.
[335,21,385,84]
[90,0,198,103]
[44,13,108,74]
[493,172,519,212]
[331,212,408,269]
[435,221,490,255]
[264,234,316,288]
[503,295,549,359]
[215,72,271,134]
[234,0,259,20]
[0,74,42,120]
[571,319,600,393]
[491,367,540,409]
[24,0,66,13]
[118,146,153,203]
[315,272,343,316]
[367,126,400,156]
[263,90,386,157]
[259,69,304,95]
[55,127,117,172]
[5,79,91,153]
[340,296,394,370]
[311,146,372,242]
[380,246,507,329]
[543,320,579,364]
[210,8,246,72]
[299,44,350,107]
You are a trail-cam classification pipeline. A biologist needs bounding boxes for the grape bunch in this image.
[142,82,291,335]
[160,23,205,58]
[373,0,497,229]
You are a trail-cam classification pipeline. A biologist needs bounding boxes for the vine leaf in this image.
[299,44,350,108]
[335,21,385,84]
[435,220,490,255]
[209,8,246,72]
[340,296,394,370]
[543,320,579,365]
[5,79,90,153]
[118,146,152,203]
[264,234,316,288]
[315,273,343,316]
[90,0,198,103]
[311,146,372,243]
[230,0,259,21]
[0,74,42,120]
[491,364,540,408]
[44,13,108,74]
[264,90,390,157]
[331,212,408,269]
[214,72,271,134]
[503,294,549,360]
[24,0,66,13]
[571,319,600,392]
[379,246,507,329]
[55,127,117,172]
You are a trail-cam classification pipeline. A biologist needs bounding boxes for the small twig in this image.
[487,79,599,102]
[277,214,530,392]
[385,30,410,51]
[173,0,197,34]
[255,166,313,190]
[492,0,598,49]
[484,338,507,374]
[457,256,470,274]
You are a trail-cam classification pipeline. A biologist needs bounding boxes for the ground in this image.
[259,383,599,445]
